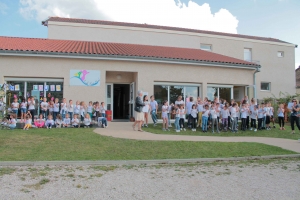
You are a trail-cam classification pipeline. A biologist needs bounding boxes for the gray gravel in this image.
[0,159,300,200]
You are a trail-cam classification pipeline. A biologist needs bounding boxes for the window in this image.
[277,51,284,57]
[154,84,200,119]
[244,48,252,61]
[261,82,271,91]
[207,86,233,102]
[200,44,212,51]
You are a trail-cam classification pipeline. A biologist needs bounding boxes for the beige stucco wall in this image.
[47,22,296,99]
[0,55,254,102]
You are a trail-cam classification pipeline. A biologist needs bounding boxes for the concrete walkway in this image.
[94,122,300,153]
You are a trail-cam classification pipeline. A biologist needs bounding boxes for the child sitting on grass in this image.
[23,111,32,130]
[62,113,71,128]
[55,114,63,128]
[83,113,91,128]
[34,114,45,128]
[72,114,79,128]
[45,115,54,129]
[3,114,17,130]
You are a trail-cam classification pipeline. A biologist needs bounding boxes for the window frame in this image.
[244,48,252,62]
[200,43,212,51]
[277,51,284,58]
[260,82,271,91]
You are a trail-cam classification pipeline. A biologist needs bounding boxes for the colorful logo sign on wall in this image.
[70,70,100,86]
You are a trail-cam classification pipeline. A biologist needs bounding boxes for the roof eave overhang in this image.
[0,50,261,70]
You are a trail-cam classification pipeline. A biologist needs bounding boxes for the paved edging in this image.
[93,122,300,153]
[0,154,299,166]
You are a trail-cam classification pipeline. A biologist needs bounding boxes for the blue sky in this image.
[0,0,299,68]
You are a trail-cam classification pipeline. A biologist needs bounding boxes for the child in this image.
[53,98,60,121]
[67,100,74,120]
[11,98,19,116]
[20,99,27,123]
[269,102,275,128]
[48,100,54,117]
[87,101,94,120]
[40,97,48,119]
[23,111,32,130]
[221,105,230,131]
[250,105,258,132]
[28,96,35,123]
[45,115,54,129]
[179,105,186,131]
[197,99,204,128]
[240,104,249,131]
[161,100,170,131]
[230,103,238,133]
[150,96,158,126]
[6,114,17,130]
[277,104,285,130]
[83,113,92,128]
[210,104,219,133]
[74,101,80,115]
[80,101,86,123]
[174,104,180,132]
[264,103,271,130]
[94,102,100,118]
[98,116,108,128]
[100,102,106,117]
[202,105,210,132]
[190,104,198,132]
[72,114,80,128]
[60,98,67,120]
[63,113,71,128]
[55,114,63,128]
[34,114,45,128]
[257,104,265,130]
[142,95,150,127]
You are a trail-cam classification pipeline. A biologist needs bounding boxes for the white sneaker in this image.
[47,127,49,129]
[176,130,180,133]
[168,125,172,128]
[254,129,257,132]
[180,128,182,131]
[103,125,106,128]
[183,128,186,131]
[250,128,253,131]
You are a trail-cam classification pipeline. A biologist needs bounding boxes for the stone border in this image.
[1,154,299,166]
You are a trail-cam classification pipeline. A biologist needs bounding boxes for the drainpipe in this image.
[253,67,261,99]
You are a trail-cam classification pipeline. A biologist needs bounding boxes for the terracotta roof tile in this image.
[0,36,259,66]
[44,17,288,44]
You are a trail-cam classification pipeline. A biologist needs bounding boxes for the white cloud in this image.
[19,0,239,34]
[0,2,8,14]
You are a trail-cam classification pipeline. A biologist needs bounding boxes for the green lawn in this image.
[145,123,300,140]
[0,128,296,161]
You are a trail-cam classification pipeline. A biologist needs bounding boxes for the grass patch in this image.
[146,124,300,140]
[0,167,16,176]
[0,128,296,161]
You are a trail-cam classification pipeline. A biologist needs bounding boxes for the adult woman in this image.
[290,99,300,134]
[132,90,145,132]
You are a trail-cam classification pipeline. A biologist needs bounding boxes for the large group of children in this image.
[146,95,287,133]
[1,96,108,130]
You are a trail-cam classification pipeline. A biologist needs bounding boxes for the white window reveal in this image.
[244,48,252,62]
[277,51,284,57]
[261,82,271,91]
[200,44,212,51]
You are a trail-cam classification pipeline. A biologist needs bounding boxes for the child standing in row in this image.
[190,104,198,132]
[161,100,170,131]
[202,105,209,132]
[221,105,230,131]
[179,105,186,131]
[174,104,181,132]
[277,104,285,130]
[250,105,258,132]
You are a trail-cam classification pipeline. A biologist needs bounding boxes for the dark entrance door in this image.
[113,84,130,119]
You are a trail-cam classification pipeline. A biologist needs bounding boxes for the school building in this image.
[0,17,297,120]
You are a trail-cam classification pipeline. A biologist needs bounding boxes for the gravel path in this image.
[0,159,299,200]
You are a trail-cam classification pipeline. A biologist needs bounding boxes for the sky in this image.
[0,0,299,68]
